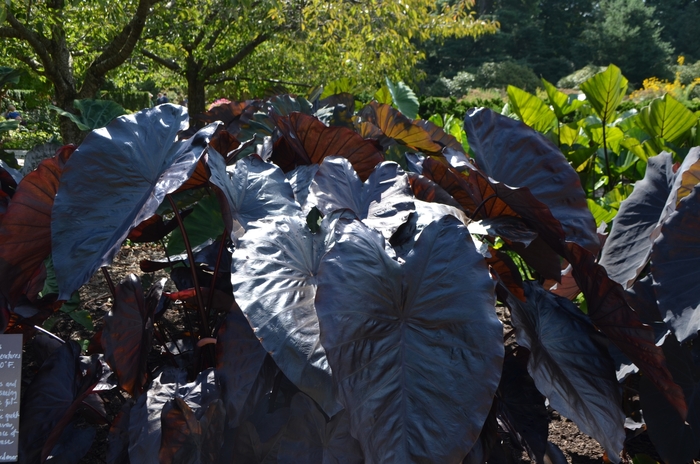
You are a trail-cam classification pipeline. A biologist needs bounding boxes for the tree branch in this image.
[15,55,44,74]
[0,27,21,39]
[80,0,162,96]
[205,75,314,88]
[5,9,61,87]
[202,33,268,78]
[142,49,182,72]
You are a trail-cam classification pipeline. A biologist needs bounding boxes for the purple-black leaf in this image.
[51,105,219,299]
[316,216,503,463]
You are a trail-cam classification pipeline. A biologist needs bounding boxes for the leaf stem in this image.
[602,121,612,193]
[470,194,498,220]
[102,267,116,299]
[167,194,209,337]
[206,230,229,316]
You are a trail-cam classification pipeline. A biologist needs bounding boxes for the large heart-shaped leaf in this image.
[316,216,503,463]
[166,193,224,255]
[0,145,74,305]
[231,215,341,417]
[271,112,384,180]
[278,394,363,464]
[638,94,697,146]
[639,335,700,464]
[309,157,414,240]
[651,183,700,342]
[51,105,219,299]
[599,152,675,288]
[506,282,625,461]
[101,274,156,396]
[464,107,599,255]
[507,85,557,134]
[50,99,127,131]
[207,151,300,238]
[579,65,628,123]
[216,305,269,428]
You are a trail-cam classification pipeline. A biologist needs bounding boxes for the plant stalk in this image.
[601,121,612,193]
[206,229,229,316]
[102,267,116,299]
[167,194,209,337]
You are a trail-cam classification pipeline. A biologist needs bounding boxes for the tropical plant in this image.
[0,88,692,463]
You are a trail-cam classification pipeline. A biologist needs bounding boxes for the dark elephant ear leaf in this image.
[216,305,269,428]
[421,156,480,213]
[407,172,462,208]
[599,152,675,288]
[315,92,355,128]
[52,105,220,299]
[19,341,106,464]
[505,282,625,460]
[567,243,687,420]
[278,394,363,464]
[464,107,598,255]
[101,274,154,396]
[159,397,226,464]
[0,144,74,304]
[231,215,341,417]
[357,101,442,153]
[316,216,503,462]
[651,183,700,342]
[127,210,193,243]
[497,349,548,463]
[309,157,415,240]
[639,334,700,464]
[272,112,384,181]
[486,247,525,302]
[415,119,465,152]
[196,101,248,126]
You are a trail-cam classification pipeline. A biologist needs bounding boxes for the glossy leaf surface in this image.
[0,145,74,304]
[278,394,364,464]
[639,335,700,464]
[385,77,419,120]
[652,183,700,342]
[316,217,503,463]
[464,107,598,255]
[51,105,218,299]
[507,282,625,461]
[310,157,414,239]
[599,152,674,288]
[216,305,269,428]
[207,152,300,237]
[101,274,154,396]
[159,397,225,464]
[231,215,341,416]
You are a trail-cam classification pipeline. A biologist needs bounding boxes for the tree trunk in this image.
[186,59,207,127]
[54,90,86,146]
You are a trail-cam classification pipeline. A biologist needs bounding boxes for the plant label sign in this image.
[0,335,21,462]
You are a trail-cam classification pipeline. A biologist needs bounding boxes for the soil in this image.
[20,243,660,464]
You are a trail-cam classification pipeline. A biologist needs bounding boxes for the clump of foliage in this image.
[0,81,697,463]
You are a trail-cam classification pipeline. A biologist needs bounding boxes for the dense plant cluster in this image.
[0,79,699,463]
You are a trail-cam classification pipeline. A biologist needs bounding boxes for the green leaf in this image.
[559,123,582,147]
[69,309,93,331]
[320,78,357,99]
[506,85,557,133]
[167,193,224,255]
[638,94,697,146]
[580,64,628,124]
[385,77,419,120]
[0,66,21,88]
[587,199,616,227]
[0,119,19,133]
[50,99,127,131]
[586,125,624,154]
[373,85,393,105]
[541,78,583,120]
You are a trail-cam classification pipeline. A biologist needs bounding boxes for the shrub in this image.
[473,61,541,92]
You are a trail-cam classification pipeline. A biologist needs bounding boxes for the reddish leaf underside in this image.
[567,243,687,420]
[0,145,74,304]
[357,101,442,153]
[272,112,384,181]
